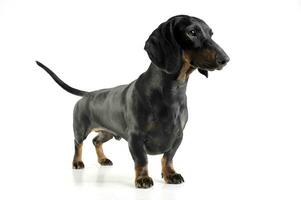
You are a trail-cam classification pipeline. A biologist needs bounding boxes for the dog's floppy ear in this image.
[144,19,182,74]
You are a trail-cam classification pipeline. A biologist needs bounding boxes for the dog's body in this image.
[37,15,229,188]
[73,63,188,154]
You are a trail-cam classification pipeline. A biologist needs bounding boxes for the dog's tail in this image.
[36,61,88,96]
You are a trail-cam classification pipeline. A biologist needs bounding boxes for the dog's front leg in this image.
[161,135,185,184]
[128,134,153,188]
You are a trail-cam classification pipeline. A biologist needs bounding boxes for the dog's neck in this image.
[136,51,197,97]
[176,51,196,81]
[136,62,192,96]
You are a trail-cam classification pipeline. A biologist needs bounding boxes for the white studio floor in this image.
[1,134,299,200]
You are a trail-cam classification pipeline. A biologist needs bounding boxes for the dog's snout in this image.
[216,54,230,66]
[206,39,230,68]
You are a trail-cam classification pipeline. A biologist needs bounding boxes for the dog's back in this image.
[73,83,135,142]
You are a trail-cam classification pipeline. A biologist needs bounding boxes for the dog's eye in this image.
[209,30,213,36]
[187,30,197,37]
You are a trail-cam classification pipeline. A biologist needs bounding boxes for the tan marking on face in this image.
[200,49,216,62]
[161,156,176,181]
[189,48,217,67]
[135,164,149,179]
[177,51,196,81]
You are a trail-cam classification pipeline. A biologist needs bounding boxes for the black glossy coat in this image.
[36,14,229,172]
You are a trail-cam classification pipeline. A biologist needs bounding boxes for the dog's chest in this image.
[143,100,187,155]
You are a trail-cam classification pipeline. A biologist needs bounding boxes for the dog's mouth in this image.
[190,62,219,71]
[190,61,225,78]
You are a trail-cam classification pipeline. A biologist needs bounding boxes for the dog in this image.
[36,15,229,188]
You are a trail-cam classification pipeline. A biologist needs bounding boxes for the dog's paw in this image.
[99,158,113,166]
[163,173,184,184]
[72,161,85,169]
[135,176,154,188]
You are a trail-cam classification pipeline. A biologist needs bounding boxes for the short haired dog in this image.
[36,15,229,188]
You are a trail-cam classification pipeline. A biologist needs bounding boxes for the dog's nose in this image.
[216,55,230,66]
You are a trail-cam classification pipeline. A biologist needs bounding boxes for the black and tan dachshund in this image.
[36,15,229,188]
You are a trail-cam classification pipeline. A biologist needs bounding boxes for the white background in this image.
[0,0,301,199]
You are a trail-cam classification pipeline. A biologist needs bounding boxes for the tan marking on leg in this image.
[135,164,149,179]
[94,143,107,161]
[73,143,83,162]
[161,156,176,181]
[72,143,85,169]
[134,164,153,188]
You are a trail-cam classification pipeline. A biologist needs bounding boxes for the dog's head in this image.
[144,15,230,78]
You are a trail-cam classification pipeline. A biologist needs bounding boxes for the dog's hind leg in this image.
[72,141,85,169]
[72,110,90,169]
[72,125,89,169]
[92,131,113,166]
